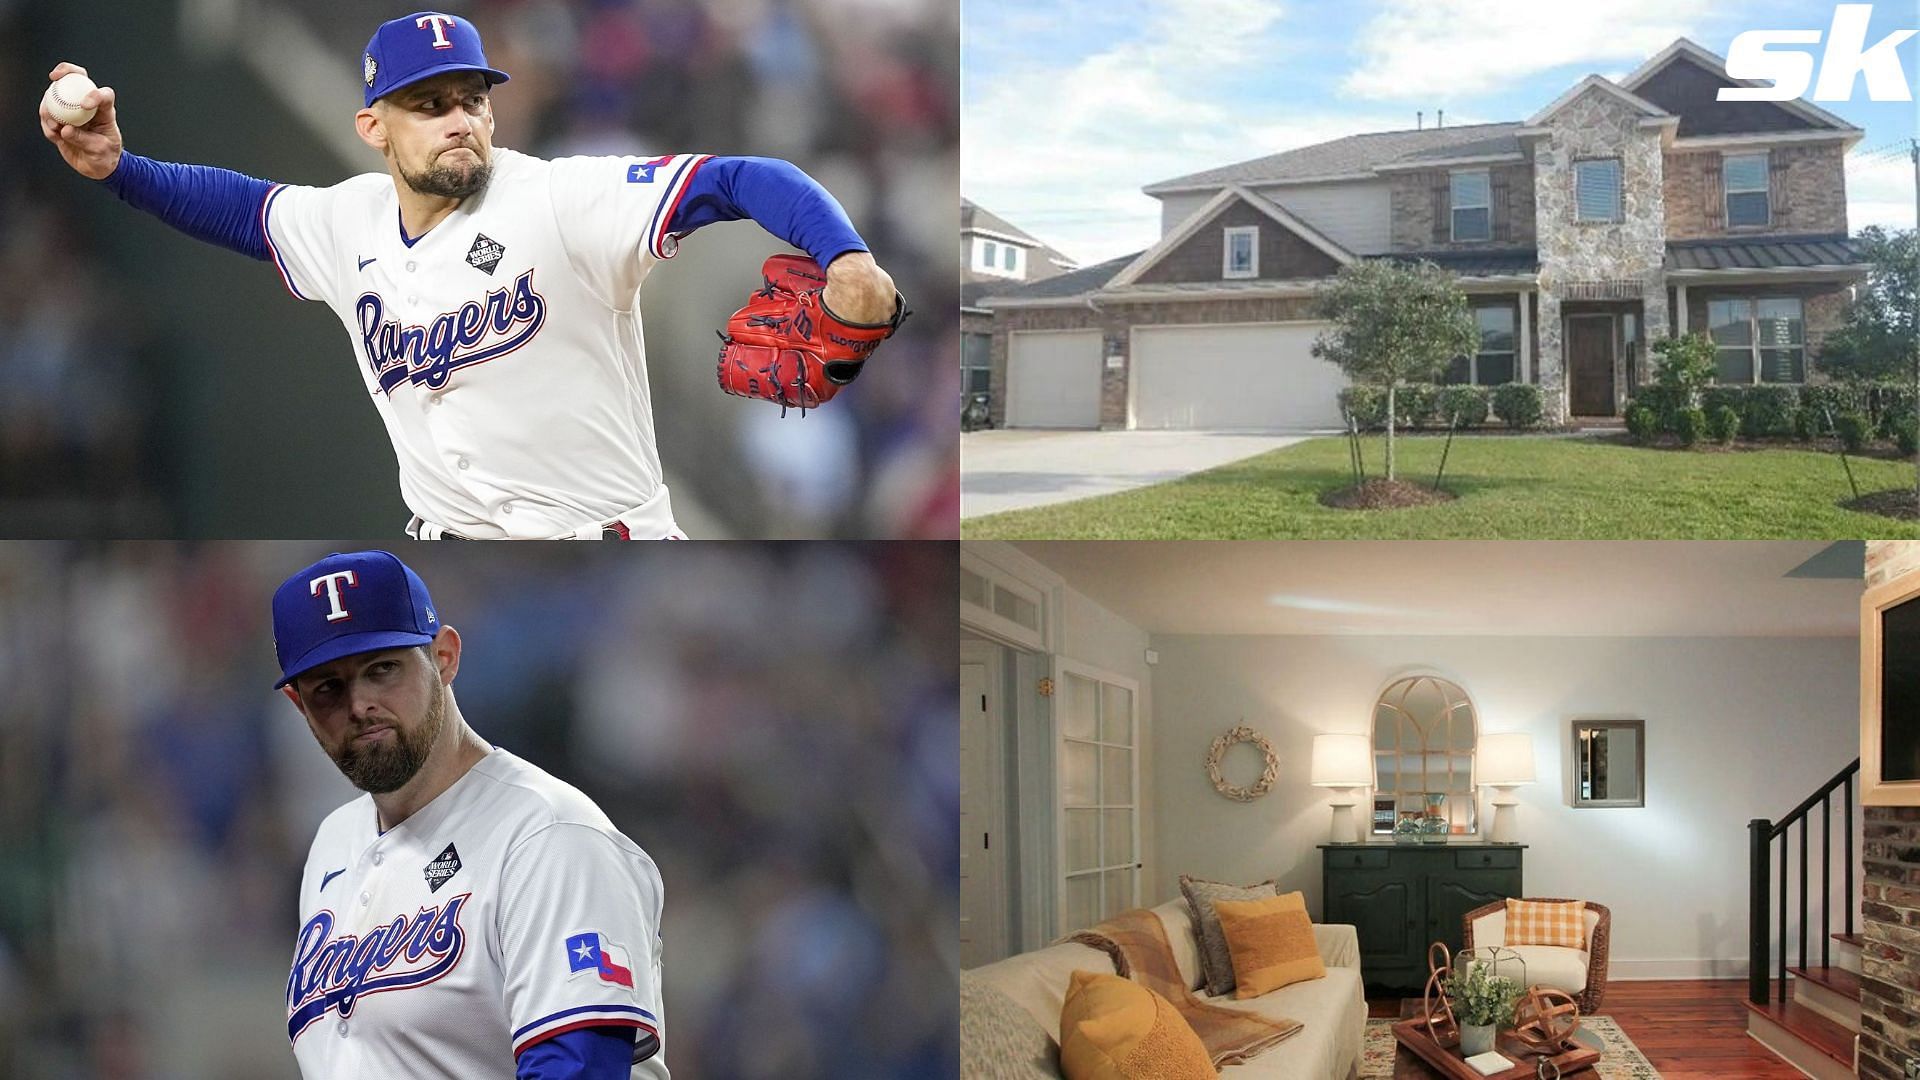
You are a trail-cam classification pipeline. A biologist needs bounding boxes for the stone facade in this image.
[990,296,1321,428]
[1532,86,1672,422]
[1389,162,1536,251]
[1664,143,1850,240]
[1862,542,1920,1080]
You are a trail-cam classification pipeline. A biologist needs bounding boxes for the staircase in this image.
[1746,760,1861,1079]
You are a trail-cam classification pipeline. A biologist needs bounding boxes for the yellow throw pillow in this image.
[1504,899,1587,949]
[1213,891,1326,998]
[1059,970,1215,1080]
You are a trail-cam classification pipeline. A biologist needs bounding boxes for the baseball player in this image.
[274,549,667,1078]
[39,11,906,539]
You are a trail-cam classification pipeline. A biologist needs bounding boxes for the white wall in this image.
[1146,633,1858,979]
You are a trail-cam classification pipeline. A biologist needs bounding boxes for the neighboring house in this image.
[961,200,1080,403]
[982,39,1871,431]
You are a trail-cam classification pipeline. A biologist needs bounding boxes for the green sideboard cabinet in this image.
[1318,843,1525,990]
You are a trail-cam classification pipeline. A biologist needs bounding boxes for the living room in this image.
[960,540,1915,1079]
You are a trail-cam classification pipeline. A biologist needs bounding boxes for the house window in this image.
[1446,303,1518,385]
[1223,226,1258,278]
[1725,153,1770,228]
[1003,245,1017,272]
[973,238,1027,278]
[1574,158,1622,223]
[981,239,998,269]
[1709,297,1804,383]
[962,332,992,394]
[1451,170,1490,242]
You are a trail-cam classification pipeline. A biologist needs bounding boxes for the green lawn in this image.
[961,436,1920,539]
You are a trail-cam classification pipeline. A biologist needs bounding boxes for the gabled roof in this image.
[1524,74,1675,127]
[1106,185,1355,288]
[961,199,1044,246]
[1620,38,1860,135]
[1143,122,1524,193]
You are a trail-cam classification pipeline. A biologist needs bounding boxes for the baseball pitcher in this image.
[274,550,666,1078]
[39,11,906,539]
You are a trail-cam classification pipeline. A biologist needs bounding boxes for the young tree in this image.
[1313,260,1478,481]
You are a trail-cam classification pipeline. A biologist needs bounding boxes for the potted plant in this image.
[1445,961,1520,1057]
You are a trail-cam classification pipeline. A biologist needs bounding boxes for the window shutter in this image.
[1704,156,1724,227]
[1491,171,1511,242]
[1769,153,1790,218]
[1432,175,1449,244]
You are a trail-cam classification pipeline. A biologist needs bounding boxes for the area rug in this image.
[1359,1016,1661,1079]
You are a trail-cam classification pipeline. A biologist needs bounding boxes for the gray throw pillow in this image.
[1180,874,1280,997]
[960,970,1063,1079]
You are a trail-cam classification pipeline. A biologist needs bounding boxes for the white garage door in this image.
[1007,331,1103,429]
[1131,323,1347,431]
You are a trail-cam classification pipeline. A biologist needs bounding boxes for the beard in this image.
[400,149,492,199]
[330,680,447,794]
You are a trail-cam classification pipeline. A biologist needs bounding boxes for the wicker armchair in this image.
[1461,898,1611,1015]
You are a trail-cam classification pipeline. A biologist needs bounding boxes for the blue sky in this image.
[962,0,1920,264]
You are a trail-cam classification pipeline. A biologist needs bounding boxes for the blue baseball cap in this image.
[362,11,510,108]
[273,551,440,688]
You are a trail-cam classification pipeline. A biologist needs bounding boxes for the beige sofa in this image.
[966,899,1367,1079]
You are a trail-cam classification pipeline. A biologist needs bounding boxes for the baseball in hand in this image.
[44,73,97,126]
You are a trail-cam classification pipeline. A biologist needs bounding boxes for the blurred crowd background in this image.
[0,541,959,1079]
[0,0,958,538]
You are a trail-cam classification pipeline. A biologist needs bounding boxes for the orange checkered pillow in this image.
[1503,899,1587,949]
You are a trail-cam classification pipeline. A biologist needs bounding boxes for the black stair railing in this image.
[1749,758,1859,1006]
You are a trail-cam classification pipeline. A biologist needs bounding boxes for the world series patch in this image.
[467,233,505,275]
[423,842,462,892]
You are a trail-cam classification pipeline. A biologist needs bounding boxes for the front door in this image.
[1567,316,1615,416]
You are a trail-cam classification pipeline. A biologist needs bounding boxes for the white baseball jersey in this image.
[287,748,668,1079]
[262,148,709,539]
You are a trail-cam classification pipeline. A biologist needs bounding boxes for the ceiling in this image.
[1006,542,1863,638]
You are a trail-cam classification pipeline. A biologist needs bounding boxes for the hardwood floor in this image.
[1369,979,1812,1079]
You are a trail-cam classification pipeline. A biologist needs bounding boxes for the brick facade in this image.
[1135,199,1342,285]
[1664,143,1850,240]
[1861,542,1920,1080]
[1389,161,1537,251]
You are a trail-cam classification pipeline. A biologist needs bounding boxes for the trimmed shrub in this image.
[1439,385,1490,428]
[1698,386,1744,420]
[1625,404,1658,443]
[1706,405,1739,445]
[1629,385,1689,433]
[1837,412,1871,453]
[1741,385,1795,438]
[1868,383,1916,430]
[1396,384,1439,430]
[1800,383,1863,428]
[1338,386,1386,431]
[1792,406,1820,441]
[1675,408,1706,447]
[1899,417,1920,457]
[1491,383,1544,430]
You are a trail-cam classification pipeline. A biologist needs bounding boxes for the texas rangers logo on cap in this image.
[271,550,440,688]
[360,10,511,108]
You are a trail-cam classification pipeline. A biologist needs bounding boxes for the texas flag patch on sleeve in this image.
[564,931,634,988]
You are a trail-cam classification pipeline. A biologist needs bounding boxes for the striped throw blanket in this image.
[1065,908,1302,1068]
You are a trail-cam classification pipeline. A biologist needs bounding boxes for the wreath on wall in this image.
[1206,724,1279,802]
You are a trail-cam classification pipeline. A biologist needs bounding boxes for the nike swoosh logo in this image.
[358,256,378,271]
[320,868,346,891]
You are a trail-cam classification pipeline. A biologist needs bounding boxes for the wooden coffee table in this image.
[1391,1002,1602,1079]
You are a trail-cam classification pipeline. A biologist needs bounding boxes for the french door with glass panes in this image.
[1055,660,1139,936]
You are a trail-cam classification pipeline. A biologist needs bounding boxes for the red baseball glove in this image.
[716,254,906,415]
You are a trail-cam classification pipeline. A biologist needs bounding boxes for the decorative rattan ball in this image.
[1508,987,1580,1054]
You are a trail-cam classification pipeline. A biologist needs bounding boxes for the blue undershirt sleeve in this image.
[97,151,275,262]
[514,1024,638,1080]
[666,155,867,268]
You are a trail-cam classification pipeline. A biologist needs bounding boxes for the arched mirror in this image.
[1371,674,1478,837]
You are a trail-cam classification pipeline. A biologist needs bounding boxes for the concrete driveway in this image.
[961,429,1320,519]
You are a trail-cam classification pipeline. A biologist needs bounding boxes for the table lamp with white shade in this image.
[1310,734,1373,844]
[1478,732,1536,844]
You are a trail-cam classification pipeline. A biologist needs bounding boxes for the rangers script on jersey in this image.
[288,748,667,1079]
[263,148,709,539]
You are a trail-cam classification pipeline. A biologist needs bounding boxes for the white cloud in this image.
[1341,0,1714,100]
[1846,152,1917,232]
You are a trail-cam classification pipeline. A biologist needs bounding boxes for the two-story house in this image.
[961,200,1080,402]
[980,39,1872,430]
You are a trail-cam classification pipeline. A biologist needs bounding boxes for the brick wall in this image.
[1861,541,1920,1078]
[1664,143,1850,240]
[1389,162,1536,251]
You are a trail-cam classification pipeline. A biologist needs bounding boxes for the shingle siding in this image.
[1134,200,1343,285]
